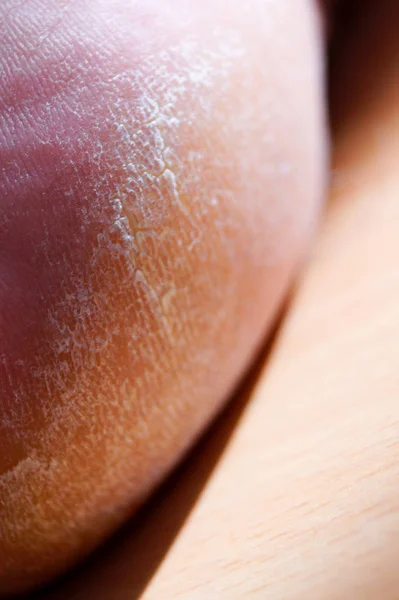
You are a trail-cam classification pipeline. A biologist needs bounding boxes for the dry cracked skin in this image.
[0,0,327,594]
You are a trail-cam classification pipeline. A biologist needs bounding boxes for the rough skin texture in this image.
[0,0,327,593]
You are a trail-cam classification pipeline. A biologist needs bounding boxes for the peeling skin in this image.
[0,0,327,593]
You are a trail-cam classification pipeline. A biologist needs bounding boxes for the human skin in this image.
[0,0,327,593]
[41,1,399,598]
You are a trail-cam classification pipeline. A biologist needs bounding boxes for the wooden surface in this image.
[43,1,399,599]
